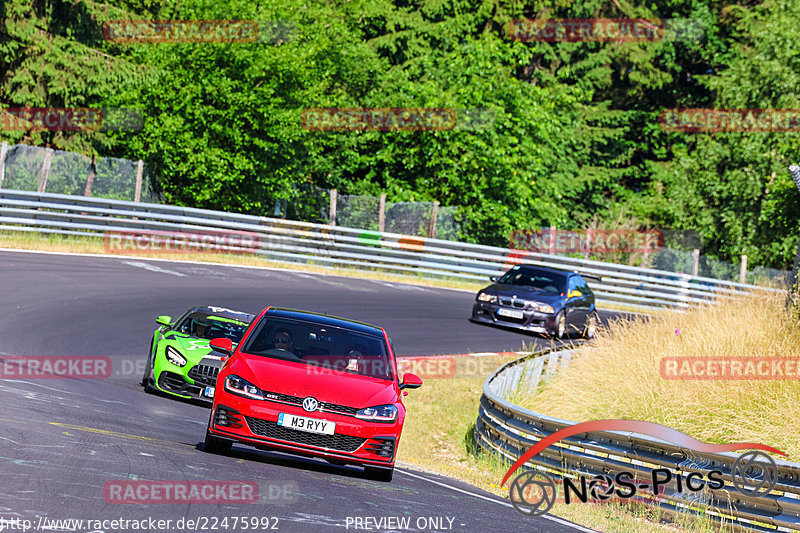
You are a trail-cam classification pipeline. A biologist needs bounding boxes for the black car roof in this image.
[191,306,255,323]
[265,307,384,337]
[508,264,575,277]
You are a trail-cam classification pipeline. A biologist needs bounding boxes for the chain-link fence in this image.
[0,142,159,202]
[509,227,791,287]
[284,187,462,239]
[384,201,434,236]
[335,194,381,231]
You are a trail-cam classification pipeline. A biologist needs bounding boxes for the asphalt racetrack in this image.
[0,250,629,532]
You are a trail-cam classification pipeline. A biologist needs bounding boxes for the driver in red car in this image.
[272,327,295,354]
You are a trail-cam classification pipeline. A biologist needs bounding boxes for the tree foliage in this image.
[1,0,799,267]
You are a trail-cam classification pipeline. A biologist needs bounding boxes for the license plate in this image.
[497,308,524,319]
[277,413,335,435]
[203,386,215,398]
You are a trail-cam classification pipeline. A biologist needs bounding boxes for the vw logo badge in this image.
[302,397,319,412]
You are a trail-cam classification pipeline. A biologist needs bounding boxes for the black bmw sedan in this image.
[470,264,599,339]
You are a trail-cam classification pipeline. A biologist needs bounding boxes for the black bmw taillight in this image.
[366,437,395,458]
[214,405,243,429]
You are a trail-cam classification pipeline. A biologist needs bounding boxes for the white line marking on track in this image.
[396,468,596,532]
[0,247,473,292]
[122,260,186,277]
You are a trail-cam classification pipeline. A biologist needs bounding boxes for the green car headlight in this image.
[477,292,497,303]
[165,346,187,367]
[355,404,398,422]
[536,304,555,314]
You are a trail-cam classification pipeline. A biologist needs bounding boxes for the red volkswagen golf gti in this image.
[203,307,422,482]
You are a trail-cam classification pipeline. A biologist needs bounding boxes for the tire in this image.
[141,341,153,386]
[552,311,566,340]
[142,342,157,393]
[365,466,394,482]
[203,430,232,454]
[582,311,599,339]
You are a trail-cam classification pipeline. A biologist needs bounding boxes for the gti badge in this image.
[302,397,319,412]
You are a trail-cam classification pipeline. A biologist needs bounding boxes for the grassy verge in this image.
[397,354,728,532]
[518,293,800,459]
[399,296,796,532]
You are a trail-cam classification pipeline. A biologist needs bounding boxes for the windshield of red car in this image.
[241,317,394,381]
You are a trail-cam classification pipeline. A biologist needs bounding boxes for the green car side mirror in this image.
[156,315,172,327]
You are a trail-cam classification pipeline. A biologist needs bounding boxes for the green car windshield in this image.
[177,313,249,342]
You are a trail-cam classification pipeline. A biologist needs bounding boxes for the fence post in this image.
[692,249,700,277]
[740,255,747,284]
[378,193,386,232]
[84,156,97,196]
[787,165,800,308]
[329,189,337,226]
[428,201,439,238]
[134,159,144,202]
[38,148,54,193]
[0,142,8,188]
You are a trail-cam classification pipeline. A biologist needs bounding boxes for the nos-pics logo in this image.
[501,419,784,517]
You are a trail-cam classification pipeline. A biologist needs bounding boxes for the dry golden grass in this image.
[518,293,800,459]
[398,356,725,533]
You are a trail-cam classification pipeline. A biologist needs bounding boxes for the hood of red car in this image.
[228,354,398,408]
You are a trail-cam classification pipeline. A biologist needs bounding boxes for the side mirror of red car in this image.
[210,338,234,356]
[399,373,422,390]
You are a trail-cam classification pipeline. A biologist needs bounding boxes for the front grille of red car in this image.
[244,416,366,453]
[261,391,359,416]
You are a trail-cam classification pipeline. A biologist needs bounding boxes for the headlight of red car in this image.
[224,374,265,400]
[355,404,398,422]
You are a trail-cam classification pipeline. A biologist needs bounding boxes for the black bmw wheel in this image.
[583,311,599,339]
[552,312,566,340]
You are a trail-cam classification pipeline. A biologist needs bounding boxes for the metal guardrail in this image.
[0,190,779,311]
[475,348,800,532]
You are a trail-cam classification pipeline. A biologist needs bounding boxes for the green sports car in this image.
[142,306,255,402]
